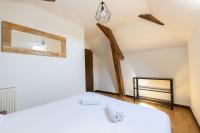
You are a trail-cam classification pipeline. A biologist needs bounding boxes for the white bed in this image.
[0,92,171,133]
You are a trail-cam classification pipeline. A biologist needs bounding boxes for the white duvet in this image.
[0,92,171,133]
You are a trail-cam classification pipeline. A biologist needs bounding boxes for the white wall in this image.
[188,28,200,125]
[0,1,85,111]
[84,41,91,50]
[94,46,190,106]
[94,52,118,93]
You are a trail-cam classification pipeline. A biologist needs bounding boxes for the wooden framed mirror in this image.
[1,21,66,58]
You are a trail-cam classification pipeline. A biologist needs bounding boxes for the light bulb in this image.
[100,10,107,18]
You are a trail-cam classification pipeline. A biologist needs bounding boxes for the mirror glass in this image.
[11,30,62,53]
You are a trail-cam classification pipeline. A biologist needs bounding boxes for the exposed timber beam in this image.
[97,23,124,60]
[97,23,125,96]
[138,14,164,26]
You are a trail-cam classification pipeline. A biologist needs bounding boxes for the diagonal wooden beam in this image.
[138,14,164,26]
[97,23,124,60]
[97,23,125,96]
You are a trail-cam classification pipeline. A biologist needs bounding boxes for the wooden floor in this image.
[97,92,200,133]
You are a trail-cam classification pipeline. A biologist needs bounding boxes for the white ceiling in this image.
[2,0,200,54]
[30,0,149,39]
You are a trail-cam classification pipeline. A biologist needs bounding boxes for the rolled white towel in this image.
[106,105,125,123]
[81,98,101,106]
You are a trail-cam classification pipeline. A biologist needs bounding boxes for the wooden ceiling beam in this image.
[97,23,125,96]
[97,23,124,60]
[138,14,164,26]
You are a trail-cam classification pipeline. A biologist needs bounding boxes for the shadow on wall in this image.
[173,62,190,105]
[94,51,118,93]
[105,52,118,93]
[121,60,137,95]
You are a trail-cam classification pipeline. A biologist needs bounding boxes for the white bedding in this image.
[0,92,171,133]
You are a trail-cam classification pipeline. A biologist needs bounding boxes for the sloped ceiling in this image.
[2,0,200,54]
[148,0,200,40]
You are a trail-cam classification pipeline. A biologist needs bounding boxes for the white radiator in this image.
[0,87,16,113]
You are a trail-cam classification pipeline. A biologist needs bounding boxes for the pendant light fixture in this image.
[95,0,111,24]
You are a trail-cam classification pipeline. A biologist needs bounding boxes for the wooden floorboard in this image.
[97,92,200,133]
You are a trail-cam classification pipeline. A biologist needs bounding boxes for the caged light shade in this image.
[95,1,111,24]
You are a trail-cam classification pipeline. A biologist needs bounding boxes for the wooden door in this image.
[85,49,94,92]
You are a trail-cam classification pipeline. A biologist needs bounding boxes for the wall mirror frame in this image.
[1,21,66,58]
